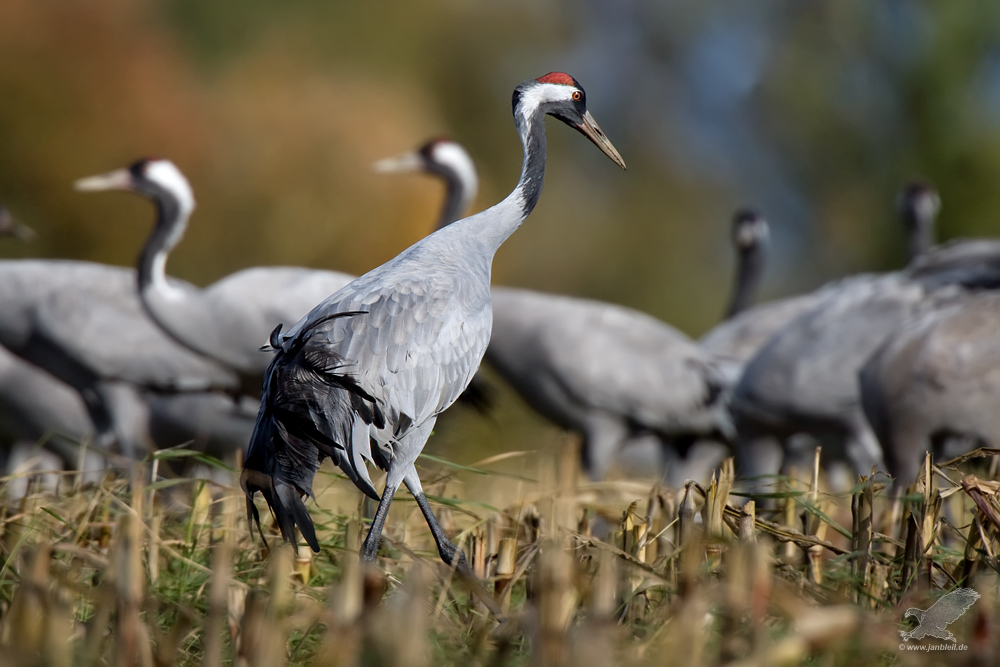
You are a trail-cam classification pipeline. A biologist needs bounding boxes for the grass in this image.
[0,442,998,666]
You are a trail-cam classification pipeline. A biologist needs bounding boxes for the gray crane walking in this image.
[241,72,625,566]
[75,160,358,390]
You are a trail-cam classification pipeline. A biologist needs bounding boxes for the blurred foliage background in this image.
[2,0,1000,461]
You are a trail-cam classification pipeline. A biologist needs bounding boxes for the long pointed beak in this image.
[372,151,425,174]
[574,110,626,170]
[74,168,134,192]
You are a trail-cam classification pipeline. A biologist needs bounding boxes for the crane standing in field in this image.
[0,258,243,459]
[241,73,625,565]
[0,209,260,475]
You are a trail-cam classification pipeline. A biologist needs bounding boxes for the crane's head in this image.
[373,137,477,182]
[513,72,626,170]
[75,158,195,218]
[898,181,940,232]
[731,209,769,252]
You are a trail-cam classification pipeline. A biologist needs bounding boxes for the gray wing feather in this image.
[279,269,489,479]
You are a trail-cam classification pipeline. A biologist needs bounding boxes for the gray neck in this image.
[450,106,547,253]
[436,170,475,229]
[724,243,765,319]
[904,219,935,262]
[137,199,259,375]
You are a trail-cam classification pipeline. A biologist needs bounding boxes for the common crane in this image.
[241,73,626,568]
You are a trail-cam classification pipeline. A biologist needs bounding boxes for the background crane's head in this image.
[74,158,196,220]
[512,72,626,170]
[373,137,477,186]
[898,182,941,234]
[731,209,769,252]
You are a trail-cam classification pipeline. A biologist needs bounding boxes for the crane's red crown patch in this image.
[536,72,577,86]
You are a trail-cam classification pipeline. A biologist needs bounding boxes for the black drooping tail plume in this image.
[241,312,378,553]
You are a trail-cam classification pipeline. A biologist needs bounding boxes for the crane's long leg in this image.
[360,419,436,563]
[411,486,467,566]
[360,484,397,562]
[402,464,506,619]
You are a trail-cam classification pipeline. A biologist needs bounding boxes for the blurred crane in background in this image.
[0,213,98,495]
[0,256,247,460]
[729,184,1000,490]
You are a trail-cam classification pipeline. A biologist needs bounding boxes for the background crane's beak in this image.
[372,151,424,174]
[74,168,134,192]
[573,110,626,170]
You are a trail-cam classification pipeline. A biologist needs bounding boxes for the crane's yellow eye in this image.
[572,91,582,101]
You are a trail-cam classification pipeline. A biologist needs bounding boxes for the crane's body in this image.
[860,291,1000,490]
[0,259,246,457]
[241,73,625,566]
[488,286,731,478]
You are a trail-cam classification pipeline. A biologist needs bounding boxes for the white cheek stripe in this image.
[518,83,575,123]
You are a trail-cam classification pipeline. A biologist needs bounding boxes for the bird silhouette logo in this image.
[899,588,980,642]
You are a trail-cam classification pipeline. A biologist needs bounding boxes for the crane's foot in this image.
[408,490,504,620]
[436,538,469,569]
[360,536,381,563]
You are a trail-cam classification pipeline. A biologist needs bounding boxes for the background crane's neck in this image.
[431,147,478,229]
[437,170,473,229]
[904,216,935,262]
[137,197,255,376]
[725,242,766,320]
[137,197,188,302]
